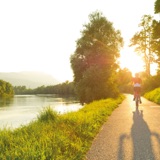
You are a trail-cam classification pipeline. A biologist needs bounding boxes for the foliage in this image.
[70,11,123,103]
[153,0,160,70]
[130,15,157,76]
[154,0,160,13]
[13,86,31,94]
[141,74,160,94]
[116,68,132,93]
[152,20,160,71]
[14,81,76,95]
[0,79,14,98]
[0,95,125,159]
[144,87,160,104]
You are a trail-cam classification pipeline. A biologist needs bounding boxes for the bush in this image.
[144,87,160,104]
[37,106,58,122]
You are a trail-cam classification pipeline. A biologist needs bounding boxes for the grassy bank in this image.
[144,87,160,104]
[0,95,124,160]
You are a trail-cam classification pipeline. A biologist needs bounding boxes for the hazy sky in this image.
[0,0,156,82]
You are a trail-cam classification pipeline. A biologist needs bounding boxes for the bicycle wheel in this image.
[135,97,139,108]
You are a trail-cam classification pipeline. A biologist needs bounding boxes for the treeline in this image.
[117,69,160,95]
[14,81,76,95]
[141,73,160,94]
[0,80,14,98]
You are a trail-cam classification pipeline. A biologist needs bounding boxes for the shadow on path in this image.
[131,108,154,160]
[118,107,160,160]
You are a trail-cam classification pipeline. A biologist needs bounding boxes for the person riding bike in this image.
[132,73,142,103]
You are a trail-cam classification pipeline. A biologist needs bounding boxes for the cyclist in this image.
[132,73,142,103]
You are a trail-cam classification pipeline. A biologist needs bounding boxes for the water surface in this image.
[0,94,82,129]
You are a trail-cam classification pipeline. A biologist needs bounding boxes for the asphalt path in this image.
[86,94,160,160]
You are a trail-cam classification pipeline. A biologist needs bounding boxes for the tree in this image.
[130,15,157,76]
[154,0,160,14]
[116,68,132,93]
[0,80,14,97]
[153,0,160,71]
[70,11,123,103]
[152,20,160,65]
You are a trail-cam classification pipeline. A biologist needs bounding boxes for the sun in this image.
[119,48,144,76]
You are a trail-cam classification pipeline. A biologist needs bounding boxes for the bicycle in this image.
[134,89,141,108]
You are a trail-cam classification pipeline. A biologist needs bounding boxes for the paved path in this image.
[86,94,160,160]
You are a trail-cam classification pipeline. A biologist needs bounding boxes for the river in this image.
[0,94,82,129]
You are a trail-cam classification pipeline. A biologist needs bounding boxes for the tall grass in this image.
[144,87,160,104]
[0,95,124,160]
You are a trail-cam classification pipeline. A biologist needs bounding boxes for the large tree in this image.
[153,0,160,70]
[130,15,157,76]
[70,11,123,103]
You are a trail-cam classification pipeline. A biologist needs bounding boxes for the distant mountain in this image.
[0,71,59,88]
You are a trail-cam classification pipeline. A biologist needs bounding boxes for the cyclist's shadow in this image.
[118,107,160,160]
[131,108,155,159]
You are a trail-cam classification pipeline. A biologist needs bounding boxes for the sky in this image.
[0,0,157,82]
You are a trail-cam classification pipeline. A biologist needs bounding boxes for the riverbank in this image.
[0,94,81,129]
[0,95,125,159]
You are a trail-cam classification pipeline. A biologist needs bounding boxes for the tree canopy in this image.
[70,11,123,104]
[0,79,14,98]
[153,0,160,70]
[129,15,158,76]
[117,68,132,93]
[154,0,160,13]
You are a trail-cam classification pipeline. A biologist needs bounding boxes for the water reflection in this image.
[0,97,13,107]
[0,94,82,129]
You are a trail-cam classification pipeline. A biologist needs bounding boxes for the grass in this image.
[0,95,125,160]
[144,87,160,104]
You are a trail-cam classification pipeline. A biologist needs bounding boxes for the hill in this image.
[0,71,59,88]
